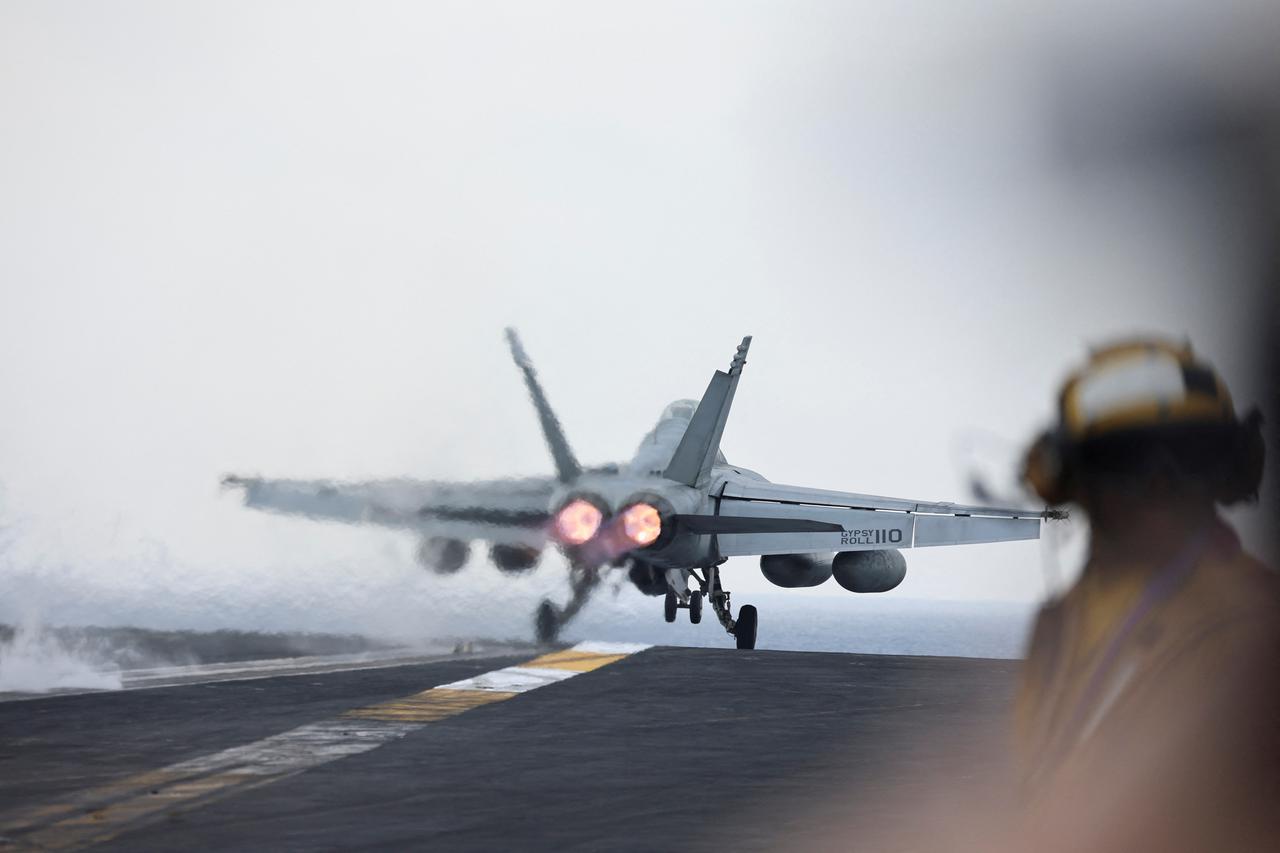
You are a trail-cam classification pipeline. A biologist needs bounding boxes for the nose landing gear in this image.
[534,564,600,644]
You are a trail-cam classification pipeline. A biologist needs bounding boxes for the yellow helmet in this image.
[1024,338,1263,505]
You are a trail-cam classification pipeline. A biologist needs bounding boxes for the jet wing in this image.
[222,475,555,548]
[707,480,1055,558]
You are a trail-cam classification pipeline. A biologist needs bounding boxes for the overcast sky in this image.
[1,2,1276,639]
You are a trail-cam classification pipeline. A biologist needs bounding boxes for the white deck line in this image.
[438,666,577,693]
[572,641,652,655]
[174,643,654,774]
[170,643,655,773]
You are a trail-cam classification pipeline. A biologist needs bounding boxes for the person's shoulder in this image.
[1228,550,1280,621]
[1201,538,1280,617]
[1232,547,1278,579]
[1183,537,1280,656]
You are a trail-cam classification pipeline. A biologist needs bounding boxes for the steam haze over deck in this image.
[2,5,1278,852]
[0,2,1275,648]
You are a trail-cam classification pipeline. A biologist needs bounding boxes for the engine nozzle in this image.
[553,498,605,545]
[620,502,663,547]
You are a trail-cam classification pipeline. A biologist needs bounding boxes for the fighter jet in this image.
[223,331,1055,649]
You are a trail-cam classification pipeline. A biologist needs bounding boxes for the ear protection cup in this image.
[1023,429,1074,506]
[1219,407,1265,504]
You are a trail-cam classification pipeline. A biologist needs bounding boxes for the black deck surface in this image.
[0,647,1019,852]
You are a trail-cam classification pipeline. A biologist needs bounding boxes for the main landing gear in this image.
[665,565,756,650]
[535,564,600,644]
[663,588,703,624]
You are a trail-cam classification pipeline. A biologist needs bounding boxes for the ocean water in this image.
[0,593,1035,694]
[566,593,1038,660]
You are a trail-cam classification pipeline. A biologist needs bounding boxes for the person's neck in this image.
[1086,501,1217,575]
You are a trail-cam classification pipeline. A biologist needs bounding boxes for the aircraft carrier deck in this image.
[0,644,1018,852]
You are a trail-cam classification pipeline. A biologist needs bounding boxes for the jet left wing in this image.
[704,479,1057,558]
[221,475,556,548]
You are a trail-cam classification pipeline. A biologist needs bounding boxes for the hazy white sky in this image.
[1,2,1275,638]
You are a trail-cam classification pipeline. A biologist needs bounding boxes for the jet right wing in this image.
[703,479,1058,558]
[222,475,556,549]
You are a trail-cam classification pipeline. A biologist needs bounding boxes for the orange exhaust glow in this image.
[554,499,604,545]
[621,503,662,547]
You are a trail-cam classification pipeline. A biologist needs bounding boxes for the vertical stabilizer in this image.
[663,336,752,487]
[505,328,582,484]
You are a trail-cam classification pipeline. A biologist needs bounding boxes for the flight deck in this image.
[0,645,1017,852]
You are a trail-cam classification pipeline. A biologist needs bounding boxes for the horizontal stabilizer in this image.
[672,515,843,535]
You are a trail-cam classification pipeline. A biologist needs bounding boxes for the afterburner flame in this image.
[554,499,604,545]
[621,503,663,547]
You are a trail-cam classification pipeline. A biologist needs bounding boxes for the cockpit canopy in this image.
[634,399,726,470]
[660,399,698,422]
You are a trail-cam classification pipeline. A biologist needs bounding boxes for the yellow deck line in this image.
[519,649,629,671]
[19,773,265,852]
[0,770,186,835]
[343,687,521,721]
[0,643,649,851]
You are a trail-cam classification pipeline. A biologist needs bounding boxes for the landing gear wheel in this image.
[734,604,758,650]
[688,591,703,624]
[664,590,678,623]
[535,600,560,644]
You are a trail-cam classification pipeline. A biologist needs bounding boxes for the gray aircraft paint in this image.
[224,331,1055,645]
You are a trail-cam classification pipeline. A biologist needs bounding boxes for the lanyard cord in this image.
[1063,526,1212,745]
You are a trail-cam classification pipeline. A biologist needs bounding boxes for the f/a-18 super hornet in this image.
[224,331,1056,649]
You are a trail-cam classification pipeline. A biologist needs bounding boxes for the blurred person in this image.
[780,339,1276,853]
[1011,338,1278,852]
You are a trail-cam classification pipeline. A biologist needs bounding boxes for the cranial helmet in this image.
[1022,339,1264,505]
